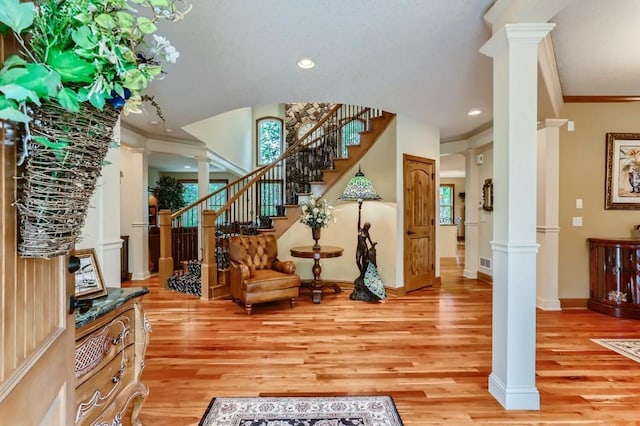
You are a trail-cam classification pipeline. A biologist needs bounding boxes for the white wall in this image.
[78,123,123,287]
[395,115,441,284]
[183,107,253,172]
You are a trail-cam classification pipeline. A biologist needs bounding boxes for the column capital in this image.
[481,23,555,58]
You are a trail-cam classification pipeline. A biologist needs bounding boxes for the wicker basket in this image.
[15,101,120,258]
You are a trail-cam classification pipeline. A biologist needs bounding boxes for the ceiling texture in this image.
[123,0,640,174]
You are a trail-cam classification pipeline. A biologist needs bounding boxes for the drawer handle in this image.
[111,334,123,345]
[112,368,124,383]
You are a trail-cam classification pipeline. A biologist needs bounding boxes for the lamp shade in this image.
[339,168,381,202]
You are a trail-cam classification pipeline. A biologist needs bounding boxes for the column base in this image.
[463,269,478,279]
[488,373,540,410]
[131,271,151,281]
[536,296,561,311]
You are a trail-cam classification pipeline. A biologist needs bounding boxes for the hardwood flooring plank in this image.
[125,249,640,425]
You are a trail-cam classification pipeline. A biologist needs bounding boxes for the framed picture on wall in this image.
[73,248,108,300]
[605,133,640,210]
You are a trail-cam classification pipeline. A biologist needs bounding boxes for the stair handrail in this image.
[208,103,344,222]
[170,166,266,220]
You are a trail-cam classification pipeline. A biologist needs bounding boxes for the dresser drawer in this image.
[75,344,137,425]
[75,307,136,383]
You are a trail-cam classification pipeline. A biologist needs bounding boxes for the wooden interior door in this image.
[0,35,75,422]
[403,154,436,291]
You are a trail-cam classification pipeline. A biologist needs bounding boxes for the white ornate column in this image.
[481,23,554,410]
[536,119,566,310]
[129,148,151,281]
[197,156,210,257]
[464,148,479,279]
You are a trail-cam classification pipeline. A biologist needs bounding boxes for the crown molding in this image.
[563,96,640,103]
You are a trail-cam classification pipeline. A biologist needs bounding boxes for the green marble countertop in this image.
[75,287,149,329]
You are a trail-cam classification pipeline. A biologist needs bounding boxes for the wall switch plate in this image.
[572,216,582,226]
[568,121,575,131]
[576,198,583,209]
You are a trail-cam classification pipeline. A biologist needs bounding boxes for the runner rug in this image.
[591,339,640,363]
[198,395,404,426]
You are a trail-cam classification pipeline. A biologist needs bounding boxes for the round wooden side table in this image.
[290,245,344,304]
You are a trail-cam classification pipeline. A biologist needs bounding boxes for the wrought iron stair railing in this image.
[158,104,388,297]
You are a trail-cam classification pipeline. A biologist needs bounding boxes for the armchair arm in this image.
[230,261,251,280]
[272,259,296,275]
[229,261,250,299]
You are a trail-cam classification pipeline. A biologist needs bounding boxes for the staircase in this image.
[158,105,395,299]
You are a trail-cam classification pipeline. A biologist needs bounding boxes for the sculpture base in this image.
[349,277,380,302]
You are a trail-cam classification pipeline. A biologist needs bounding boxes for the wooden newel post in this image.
[201,210,217,300]
[158,209,173,289]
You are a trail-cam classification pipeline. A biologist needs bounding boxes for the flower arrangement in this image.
[620,148,640,174]
[299,195,334,229]
[0,0,190,161]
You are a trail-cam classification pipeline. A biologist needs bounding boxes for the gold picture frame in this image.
[73,248,108,300]
[605,133,640,210]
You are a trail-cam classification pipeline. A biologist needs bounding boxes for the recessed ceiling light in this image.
[467,109,482,116]
[184,165,191,169]
[165,128,173,133]
[150,120,159,125]
[297,58,315,69]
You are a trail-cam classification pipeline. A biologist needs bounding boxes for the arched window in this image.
[340,118,365,158]
[256,117,283,165]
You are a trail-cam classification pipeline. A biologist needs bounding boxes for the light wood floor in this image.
[124,251,640,425]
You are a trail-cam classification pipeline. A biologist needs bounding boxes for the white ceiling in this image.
[128,0,640,173]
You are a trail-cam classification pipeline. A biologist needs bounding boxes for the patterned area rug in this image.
[591,339,640,363]
[198,396,404,426]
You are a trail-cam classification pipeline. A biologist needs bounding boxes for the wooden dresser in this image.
[75,287,150,425]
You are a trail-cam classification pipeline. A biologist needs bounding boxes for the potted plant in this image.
[0,0,190,257]
[152,176,185,213]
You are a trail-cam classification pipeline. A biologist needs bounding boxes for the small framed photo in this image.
[73,248,108,300]
[605,133,640,209]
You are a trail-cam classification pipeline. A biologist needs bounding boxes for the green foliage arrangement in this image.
[0,0,190,130]
[152,175,185,212]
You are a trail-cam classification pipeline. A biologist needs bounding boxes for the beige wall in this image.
[559,102,640,298]
[278,118,399,287]
[183,107,253,172]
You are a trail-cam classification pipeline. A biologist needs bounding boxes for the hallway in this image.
[125,251,640,425]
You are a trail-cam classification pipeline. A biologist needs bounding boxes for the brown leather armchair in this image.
[228,234,300,315]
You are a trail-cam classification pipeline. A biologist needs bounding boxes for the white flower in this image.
[298,195,334,229]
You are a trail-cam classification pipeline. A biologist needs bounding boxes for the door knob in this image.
[407,230,416,235]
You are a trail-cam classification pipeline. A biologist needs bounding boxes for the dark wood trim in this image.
[477,271,492,284]
[563,95,640,103]
[560,298,588,309]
